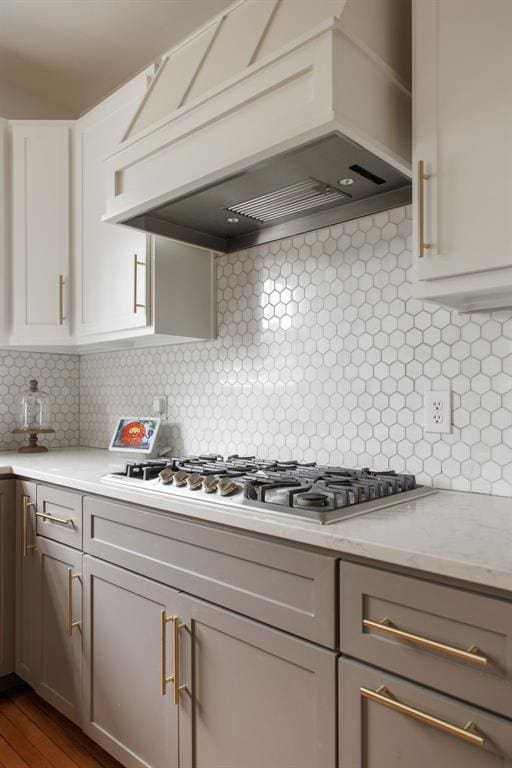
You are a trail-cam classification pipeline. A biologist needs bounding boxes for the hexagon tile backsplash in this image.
[79,206,512,497]
[0,351,80,450]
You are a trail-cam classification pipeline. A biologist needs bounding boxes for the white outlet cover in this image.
[424,390,452,434]
[153,395,167,418]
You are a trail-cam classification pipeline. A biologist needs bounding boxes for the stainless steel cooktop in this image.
[102,455,436,525]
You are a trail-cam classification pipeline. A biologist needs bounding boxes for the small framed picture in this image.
[109,417,161,454]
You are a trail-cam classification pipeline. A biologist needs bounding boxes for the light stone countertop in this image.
[1,447,511,593]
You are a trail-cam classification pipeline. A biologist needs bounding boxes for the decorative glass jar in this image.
[13,379,54,453]
[18,379,51,429]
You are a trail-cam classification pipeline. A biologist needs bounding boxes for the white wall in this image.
[0,78,73,119]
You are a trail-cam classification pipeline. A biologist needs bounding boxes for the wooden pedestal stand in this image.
[12,427,55,453]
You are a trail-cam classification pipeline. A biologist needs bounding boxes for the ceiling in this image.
[0,0,234,116]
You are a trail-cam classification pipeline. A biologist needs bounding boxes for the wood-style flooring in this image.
[0,687,122,768]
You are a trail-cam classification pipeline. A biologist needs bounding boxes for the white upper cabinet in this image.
[1,71,216,352]
[11,122,73,343]
[74,69,216,350]
[75,74,151,341]
[412,0,512,311]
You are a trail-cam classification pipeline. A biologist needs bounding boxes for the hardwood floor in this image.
[0,687,122,768]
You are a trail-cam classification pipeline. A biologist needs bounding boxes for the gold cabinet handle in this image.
[160,611,189,701]
[67,569,81,636]
[161,610,175,695]
[36,511,74,527]
[173,615,189,705]
[418,159,433,257]
[363,618,488,667]
[133,254,145,313]
[22,495,36,557]
[361,686,485,748]
[59,274,65,325]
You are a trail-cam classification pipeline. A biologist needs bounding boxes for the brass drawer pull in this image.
[36,511,75,526]
[160,610,175,695]
[67,569,81,636]
[133,254,145,313]
[418,159,433,257]
[361,686,485,748]
[22,495,37,557]
[363,618,488,667]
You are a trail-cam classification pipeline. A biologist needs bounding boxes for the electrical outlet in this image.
[153,395,167,419]
[424,390,451,433]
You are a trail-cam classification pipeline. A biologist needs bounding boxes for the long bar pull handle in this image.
[361,686,485,748]
[363,618,488,667]
[67,569,81,636]
[59,274,65,325]
[173,616,189,705]
[161,611,174,695]
[36,511,75,527]
[22,496,36,557]
[418,160,433,257]
[133,254,145,313]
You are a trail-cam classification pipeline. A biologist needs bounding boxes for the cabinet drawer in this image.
[340,562,512,718]
[340,658,512,766]
[36,486,82,550]
[83,496,336,647]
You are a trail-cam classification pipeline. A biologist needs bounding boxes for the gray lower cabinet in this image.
[177,593,337,768]
[340,658,512,767]
[0,479,14,679]
[15,480,40,686]
[36,536,82,725]
[35,484,83,550]
[82,555,336,768]
[83,495,336,647]
[15,479,82,723]
[82,556,180,768]
[340,561,512,718]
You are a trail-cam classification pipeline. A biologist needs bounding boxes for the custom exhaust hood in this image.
[103,0,412,253]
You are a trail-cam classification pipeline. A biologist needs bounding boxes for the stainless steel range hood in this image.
[104,0,412,253]
[125,132,411,252]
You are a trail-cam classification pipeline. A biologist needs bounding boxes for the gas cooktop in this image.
[102,454,436,525]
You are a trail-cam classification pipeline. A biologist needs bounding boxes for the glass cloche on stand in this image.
[12,379,55,453]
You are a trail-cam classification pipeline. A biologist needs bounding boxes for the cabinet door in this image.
[177,594,336,768]
[14,480,40,686]
[340,658,512,767]
[36,537,82,725]
[11,122,72,342]
[0,480,14,678]
[82,556,178,768]
[75,75,150,341]
[413,0,512,282]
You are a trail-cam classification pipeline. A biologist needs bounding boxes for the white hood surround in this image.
[103,0,412,251]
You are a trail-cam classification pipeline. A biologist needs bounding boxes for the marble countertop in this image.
[1,447,511,593]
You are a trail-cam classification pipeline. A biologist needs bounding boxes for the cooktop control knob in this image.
[218,478,240,497]
[159,467,175,485]
[203,476,219,493]
[173,470,188,487]
[187,473,203,490]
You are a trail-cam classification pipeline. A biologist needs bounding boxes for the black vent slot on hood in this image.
[349,164,386,185]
